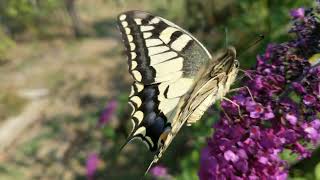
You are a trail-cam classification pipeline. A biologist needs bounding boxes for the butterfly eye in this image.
[234,60,239,68]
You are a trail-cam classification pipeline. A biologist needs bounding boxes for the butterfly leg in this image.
[229,86,255,102]
[239,69,254,80]
[221,106,233,121]
[234,69,255,83]
[222,97,243,119]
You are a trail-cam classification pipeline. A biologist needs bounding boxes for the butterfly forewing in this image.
[117,11,212,152]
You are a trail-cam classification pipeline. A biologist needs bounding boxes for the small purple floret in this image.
[98,99,117,127]
[290,8,305,19]
[150,165,168,177]
[224,150,239,162]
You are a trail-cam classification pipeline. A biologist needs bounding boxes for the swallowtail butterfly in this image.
[117,10,239,172]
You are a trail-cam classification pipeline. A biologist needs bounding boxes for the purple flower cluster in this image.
[199,5,320,180]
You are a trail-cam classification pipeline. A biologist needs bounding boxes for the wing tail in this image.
[144,156,159,175]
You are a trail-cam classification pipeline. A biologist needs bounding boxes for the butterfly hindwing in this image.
[127,82,168,151]
[118,11,212,152]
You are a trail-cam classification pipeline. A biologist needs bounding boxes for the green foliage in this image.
[0,0,64,35]
[0,1,65,59]
[280,149,299,165]
[315,162,320,180]
[0,27,14,62]
[289,147,320,180]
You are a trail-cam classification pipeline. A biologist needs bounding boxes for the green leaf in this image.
[315,162,320,180]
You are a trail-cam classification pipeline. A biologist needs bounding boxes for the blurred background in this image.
[0,0,318,179]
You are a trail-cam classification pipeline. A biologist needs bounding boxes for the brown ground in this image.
[0,0,153,179]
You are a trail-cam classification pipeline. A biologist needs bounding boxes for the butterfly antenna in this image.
[225,27,229,48]
[238,34,264,57]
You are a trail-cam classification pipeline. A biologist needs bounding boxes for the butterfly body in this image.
[184,47,238,125]
[117,10,239,171]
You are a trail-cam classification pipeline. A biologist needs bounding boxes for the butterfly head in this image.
[207,46,239,93]
[210,46,239,78]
